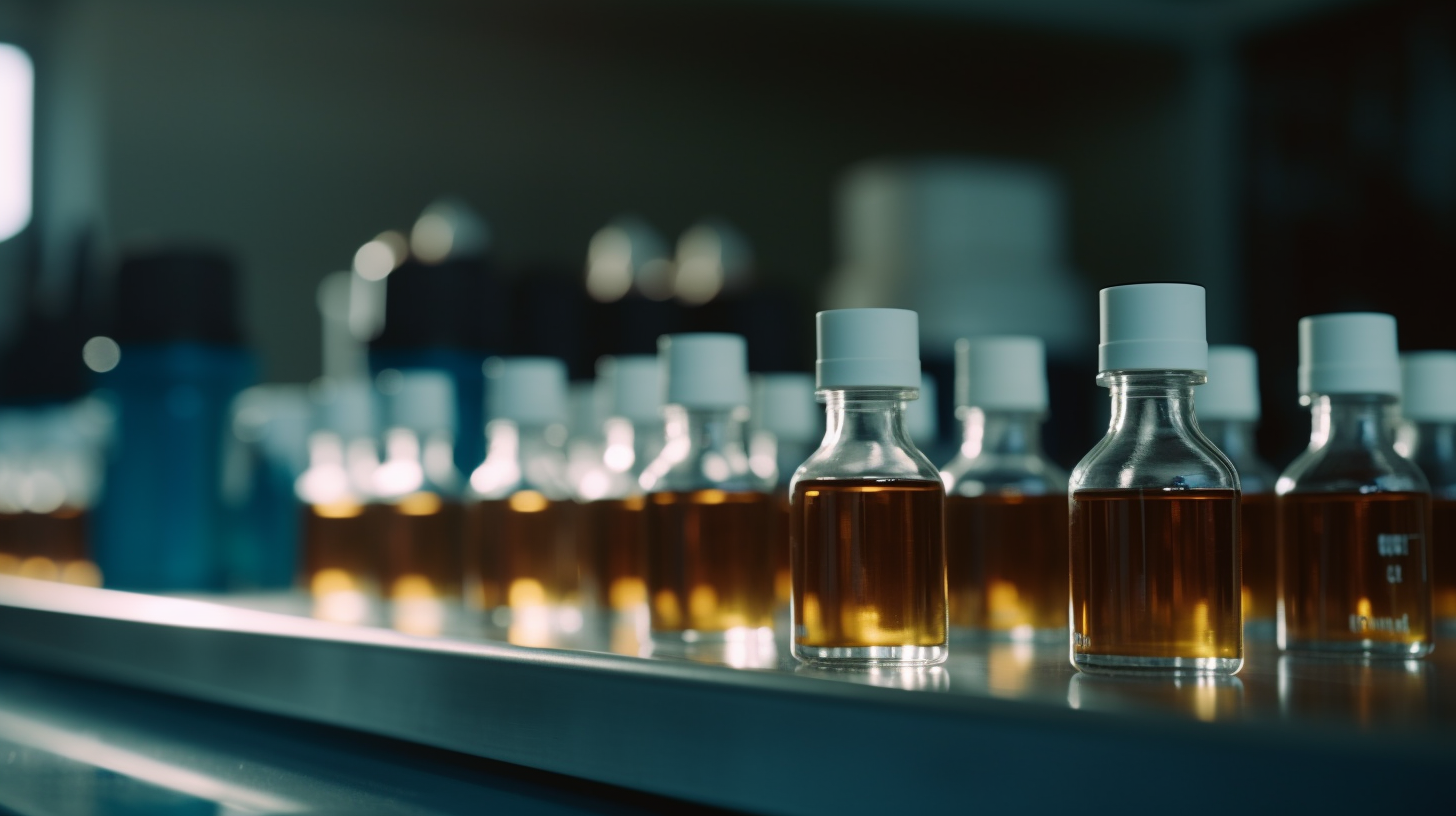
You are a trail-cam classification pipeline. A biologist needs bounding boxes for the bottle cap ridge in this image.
[659,333,750,409]
[955,335,1048,412]
[816,308,922,389]
[1297,313,1400,398]
[1200,345,1261,421]
[1401,350,1456,421]
[486,356,570,424]
[1097,283,1208,373]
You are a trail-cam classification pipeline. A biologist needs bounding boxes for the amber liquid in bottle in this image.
[945,493,1067,635]
[1278,492,1433,652]
[0,508,100,586]
[465,491,579,612]
[793,479,947,650]
[1240,493,1278,627]
[1071,489,1241,662]
[578,496,648,612]
[1433,499,1456,623]
[379,492,463,600]
[644,489,773,637]
[302,501,381,622]
[772,493,792,605]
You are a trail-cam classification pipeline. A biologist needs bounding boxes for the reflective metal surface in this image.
[2,576,1453,814]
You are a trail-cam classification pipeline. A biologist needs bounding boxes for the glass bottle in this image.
[641,334,774,647]
[1398,351,1456,631]
[1200,345,1279,639]
[1277,314,1433,657]
[941,336,1067,643]
[465,357,578,644]
[791,309,947,666]
[749,372,820,608]
[1069,284,1241,675]
[373,369,463,636]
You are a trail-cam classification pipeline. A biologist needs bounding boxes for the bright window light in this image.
[0,43,33,242]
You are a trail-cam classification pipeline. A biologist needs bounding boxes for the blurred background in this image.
[0,0,1452,583]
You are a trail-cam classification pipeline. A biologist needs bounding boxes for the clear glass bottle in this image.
[791,309,947,666]
[641,334,774,646]
[1069,284,1241,675]
[1277,314,1433,657]
[941,336,1067,643]
[465,357,578,645]
[749,372,820,608]
[1200,346,1279,639]
[373,369,463,636]
[1399,351,1456,631]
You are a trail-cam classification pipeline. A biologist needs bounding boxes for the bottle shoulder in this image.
[1069,426,1239,493]
[640,439,767,493]
[941,452,1067,496]
[1277,442,1430,495]
[789,438,942,492]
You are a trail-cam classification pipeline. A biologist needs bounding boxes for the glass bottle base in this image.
[1278,638,1434,658]
[793,643,948,667]
[1071,652,1242,676]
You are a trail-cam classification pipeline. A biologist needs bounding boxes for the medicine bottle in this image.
[791,309,947,665]
[641,334,774,645]
[941,336,1067,642]
[1069,283,1241,675]
[1200,346,1279,638]
[1277,314,1432,656]
[749,372,820,607]
[1399,351,1456,630]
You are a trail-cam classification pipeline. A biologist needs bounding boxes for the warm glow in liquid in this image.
[1434,499,1456,621]
[579,496,646,611]
[945,493,1067,634]
[0,508,100,586]
[1240,493,1277,625]
[302,501,379,623]
[793,479,947,649]
[465,492,578,612]
[1278,492,1432,649]
[379,493,463,602]
[645,490,773,635]
[772,494,791,605]
[1070,489,1241,660]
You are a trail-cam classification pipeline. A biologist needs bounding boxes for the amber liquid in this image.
[464,492,579,612]
[578,496,647,611]
[378,492,464,601]
[1278,491,1433,652]
[945,493,1067,635]
[301,501,381,623]
[644,490,773,637]
[1433,499,1456,623]
[772,493,792,605]
[1240,494,1277,630]
[1070,489,1241,666]
[793,479,947,651]
[0,508,100,586]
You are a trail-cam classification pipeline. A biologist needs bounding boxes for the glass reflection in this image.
[1068,674,1245,722]
[1277,655,1434,727]
[794,664,951,692]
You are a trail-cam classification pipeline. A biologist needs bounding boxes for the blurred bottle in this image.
[1397,351,1456,631]
[0,404,105,586]
[941,337,1067,642]
[749,373,819,607]
[223,384,309,590]
[465,357,577,643]
[565,379,610,502]
[373,370,463,636]
[906,373,955,466]
[297,378,382,625]
[1200,346,1278,639]
[92,249,256,591]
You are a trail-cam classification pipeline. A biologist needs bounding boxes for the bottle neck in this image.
[822,388,916,449]
[486,420,560,463]
[663,404,746,454]
[957,408,1044,460]
[1306,394,1399,452]
[1103,370,1204,437]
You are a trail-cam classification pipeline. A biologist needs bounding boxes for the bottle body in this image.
[1406,421,1456,629]
[298,431,383,625]
[1202,420,1280,638]
[1069,372,1242,675]
[941,409,1067,641]
[790,389,948,665]
[1277,396,1434,656]
[579,418,661,615]
[375,426,463,636]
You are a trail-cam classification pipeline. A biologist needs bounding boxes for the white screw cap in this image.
[1201,345,1261,421]
[486,356,569,424]
[1401,351,1456,422]
[816,308,921,389]
[1298,313,1400,397]
[752,373,819,443]
[906,373,939,445]
[955,336,1048,412]
[315,377,377,439]
[390,370,457,434]
[1098,283,1207,373]
[659,334,749,409]
[597,355,662,424]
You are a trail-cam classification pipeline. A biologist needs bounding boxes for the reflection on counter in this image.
[794,664,951,692]
[1068,674,1245,723]
[1277,655,1435,728]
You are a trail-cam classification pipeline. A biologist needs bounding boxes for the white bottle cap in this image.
[390,370,456,434]
[1098,283,1207,373]
[486,356,570,424]
[816,308,921,389]
[315,377,377,439]
[597,355,662,424]
[954,336,1048,412]
[1200,345,1261,421]
[1401,351,1456,421]
[659,334,750,409]
[752,373,819,443]
[1298,313,1401,397]
[906,373,938,444]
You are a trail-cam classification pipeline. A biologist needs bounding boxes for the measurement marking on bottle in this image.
[1349,613,1410,634]
[1376,533,1412,557]
[1387,564,1402,584]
